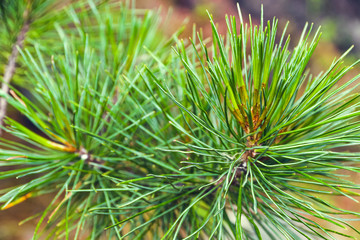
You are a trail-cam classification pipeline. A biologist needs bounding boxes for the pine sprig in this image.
[0,0,108,134]
[0,2,359,239]
[0,0,31,133]
[0,1,182,239]
[147,5,360,239]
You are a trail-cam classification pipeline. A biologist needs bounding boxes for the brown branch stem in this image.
[0,9,31,135]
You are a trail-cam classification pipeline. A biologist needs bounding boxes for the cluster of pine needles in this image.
[0,0,360,239]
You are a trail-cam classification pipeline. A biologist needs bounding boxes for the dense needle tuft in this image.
[0,1,360,239]
[148,5,360,239]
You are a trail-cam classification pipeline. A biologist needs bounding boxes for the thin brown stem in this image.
[0,9,31,135]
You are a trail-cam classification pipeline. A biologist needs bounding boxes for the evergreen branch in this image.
[0,5,31,135]
[146,3,360,239]
[0,1,359,239]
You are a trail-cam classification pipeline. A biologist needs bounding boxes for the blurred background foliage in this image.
[0,0,359,239]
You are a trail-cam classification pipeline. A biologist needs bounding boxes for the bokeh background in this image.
[0,0,360,239]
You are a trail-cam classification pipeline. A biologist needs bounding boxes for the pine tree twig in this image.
[0,9,31,135]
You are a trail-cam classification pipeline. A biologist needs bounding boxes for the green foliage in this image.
[0,0,182,238]
[147,6,360,240]
[0,0,72,85]
[0,1,360,240]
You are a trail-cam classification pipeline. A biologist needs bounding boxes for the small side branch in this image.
[0,10,31,135]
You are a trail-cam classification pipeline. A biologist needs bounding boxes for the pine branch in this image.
[0,1,359,239]
[145,5,360,239]
[0,6,31,135]
[0,1,183,238]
